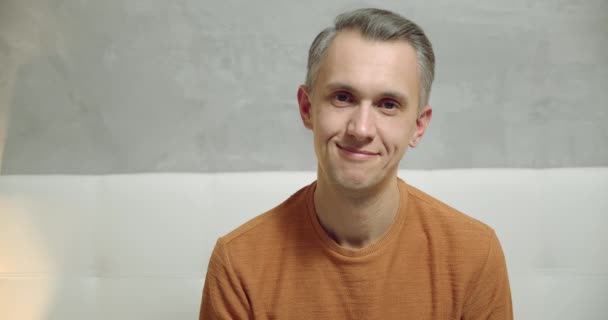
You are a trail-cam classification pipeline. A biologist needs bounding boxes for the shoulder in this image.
[218,183,313,254]
[405,182,495,238]
[403,182,500,268]
[403,182,510,304]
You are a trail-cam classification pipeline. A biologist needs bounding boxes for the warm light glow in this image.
[0,196,56,320]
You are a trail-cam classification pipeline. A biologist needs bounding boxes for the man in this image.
[200,8,512,319]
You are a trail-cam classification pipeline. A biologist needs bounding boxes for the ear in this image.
[409,105,433,148]
[297,85,314,130]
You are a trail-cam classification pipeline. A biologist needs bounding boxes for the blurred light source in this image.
[0,197,56,320]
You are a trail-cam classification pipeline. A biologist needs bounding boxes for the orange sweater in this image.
[200,179,512,319]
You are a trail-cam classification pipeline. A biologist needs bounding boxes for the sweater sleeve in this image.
[461,230,513,320]
[199,238,251,320]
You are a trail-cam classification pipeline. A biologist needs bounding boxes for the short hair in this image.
[305,8,436,109]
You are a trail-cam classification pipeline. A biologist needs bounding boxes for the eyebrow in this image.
[325,82,410,106]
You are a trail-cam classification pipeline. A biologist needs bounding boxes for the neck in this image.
[313,174,401,250]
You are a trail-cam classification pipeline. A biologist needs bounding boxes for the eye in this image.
[379,99,399,110]
[331,91,354,106]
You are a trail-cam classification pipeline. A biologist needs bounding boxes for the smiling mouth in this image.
[336,143,378,156]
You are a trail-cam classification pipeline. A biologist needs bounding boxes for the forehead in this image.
[315,30,420,104]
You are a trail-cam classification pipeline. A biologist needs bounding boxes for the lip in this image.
[336,143,378,160]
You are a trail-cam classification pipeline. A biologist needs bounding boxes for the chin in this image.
[331,170,383,192]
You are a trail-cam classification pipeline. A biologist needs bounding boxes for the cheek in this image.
[379,121,414,152]
[314,108,346,138]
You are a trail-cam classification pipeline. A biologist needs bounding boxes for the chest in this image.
[247,249,464,319]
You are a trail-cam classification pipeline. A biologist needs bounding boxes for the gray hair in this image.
[305,8,435,109]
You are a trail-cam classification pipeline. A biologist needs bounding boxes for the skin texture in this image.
[297,29,433,249]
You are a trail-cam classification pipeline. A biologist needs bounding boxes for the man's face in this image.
[298,30,432,192]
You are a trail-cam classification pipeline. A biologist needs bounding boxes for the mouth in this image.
[336,143,379,158]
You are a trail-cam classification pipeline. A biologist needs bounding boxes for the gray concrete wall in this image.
[1,0,607,174]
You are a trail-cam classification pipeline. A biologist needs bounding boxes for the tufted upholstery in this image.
[1,169,607,319]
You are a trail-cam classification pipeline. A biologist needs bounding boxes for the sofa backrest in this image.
[1,169,607,319]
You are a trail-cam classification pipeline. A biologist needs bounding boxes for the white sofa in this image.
[1,169,607,319]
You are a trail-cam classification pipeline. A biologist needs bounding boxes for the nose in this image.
[346,102,376,142]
